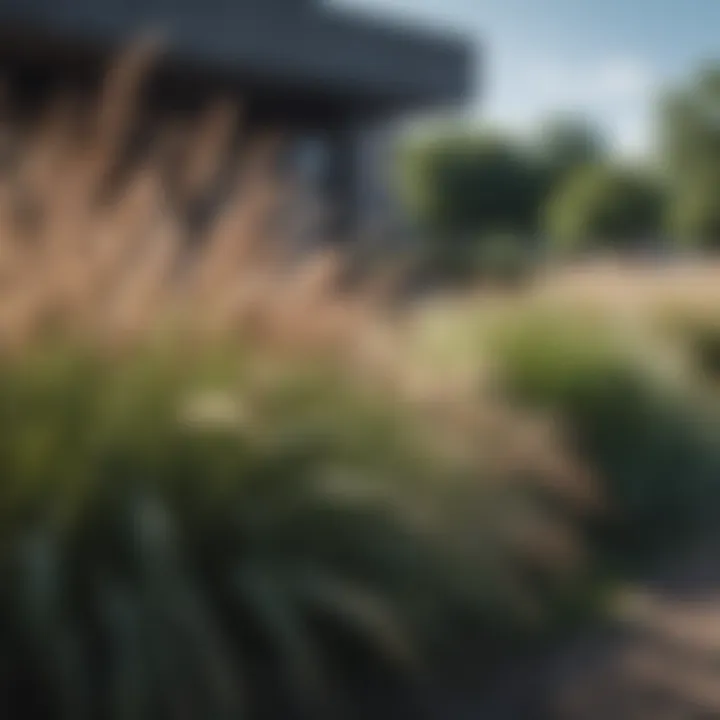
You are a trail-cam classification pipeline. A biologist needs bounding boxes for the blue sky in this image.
[333,0,720,155]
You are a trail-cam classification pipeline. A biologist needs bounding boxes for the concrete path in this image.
[547,538,720,720]
[426,537,720,720]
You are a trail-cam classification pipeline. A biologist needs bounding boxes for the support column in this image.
[283,129,332,253]
[326,122,362,241]
[325,120,404,246]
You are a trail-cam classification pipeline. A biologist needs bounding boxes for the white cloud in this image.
[594,59,655,97]
[530,56,657,104]
[479,53,660,157]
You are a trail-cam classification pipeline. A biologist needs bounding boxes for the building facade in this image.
[0,0,472,237]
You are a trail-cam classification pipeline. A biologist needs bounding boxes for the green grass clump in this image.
[687,322,720,382]
[0,346,589,720]
[488,310,720,566]
[661,311,720,384]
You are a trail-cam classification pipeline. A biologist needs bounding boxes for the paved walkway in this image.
[427,537,720,720]
[547,539,720,720]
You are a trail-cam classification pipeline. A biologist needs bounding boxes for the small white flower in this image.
[179,391,250,429]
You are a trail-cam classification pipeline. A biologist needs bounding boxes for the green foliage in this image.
[544,165,664,252]
[662,312,720,382]
[489,312,720,563]
[535,115,608,190]
[666,170,720,248]
[692,322,720,380]
[402,128,545,240]
[0,347,580,719]
[400,64,720,257]
[687,323,720,381]
[661,65,720,247]
[473,233,537,287]
[419,231,536,286]
[661,66,720,179]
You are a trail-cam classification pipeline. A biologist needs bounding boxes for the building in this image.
[0,0,472,236]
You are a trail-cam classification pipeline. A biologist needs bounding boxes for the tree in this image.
[660,65,720,247]
[544,164,663,252]
[536,115,608,186]
[668,173,720,247]
[401,128,544,240]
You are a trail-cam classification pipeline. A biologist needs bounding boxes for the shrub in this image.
[544,165,663,254]
[473,233,536,287]
[0,347,595,719]
[0,46,598,720]
[667,180,720,249]
[416,232,536,289]
[660,309,720,383]
[488,310,720,565]
[685,321,720,381]
[400,130,545,241]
